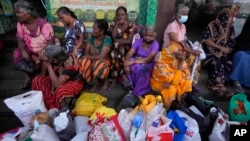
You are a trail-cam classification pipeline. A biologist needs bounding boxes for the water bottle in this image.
[30,109,50,125]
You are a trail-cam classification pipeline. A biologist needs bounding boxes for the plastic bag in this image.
[209,109,230,141]
[52,108,76,141]
[146,115,174,141]
[29,124,60,141]
[228,93,250,122]
[73,92,107,116]
[4,90,47,127]
[130,110,146,141]
[167,110,187,141]
[118,108,134,141]
[88,115,126,141]
[175,110,201,141]
[89,106,117,121]
[14,59,35,73]
[114,91,140,112]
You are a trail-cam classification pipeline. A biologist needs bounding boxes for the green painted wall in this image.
[138,0,158,27]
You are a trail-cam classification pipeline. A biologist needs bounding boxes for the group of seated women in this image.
[13,0,249,110]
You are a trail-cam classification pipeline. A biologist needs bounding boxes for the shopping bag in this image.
[146,115,174,141]
[167,110,187,141]
[175,110,201,141]
[52,107,76,141]
[209,109,230,141]
[88,115,126,141]
[228,93,250,122]
[4,90,47,127]
[73,92,107,116]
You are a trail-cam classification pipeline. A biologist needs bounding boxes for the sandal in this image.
[233,81,245,93]
[207,86,233,98]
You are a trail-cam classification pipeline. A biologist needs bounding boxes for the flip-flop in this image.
[233,82,245,93]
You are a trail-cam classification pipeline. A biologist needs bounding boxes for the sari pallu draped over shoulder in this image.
[202,4,236,87]
[150,41,192,109]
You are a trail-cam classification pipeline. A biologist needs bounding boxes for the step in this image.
[0,80,30,99]
[0,70,24,80]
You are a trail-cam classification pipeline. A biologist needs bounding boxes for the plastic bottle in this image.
[30,109,50,125]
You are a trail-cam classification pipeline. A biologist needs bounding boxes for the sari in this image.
[79,35,112,85]
[202,5,236,88]
[150,41,192,109]
[109,22,134,79]
[126,39,159,96]
[32,55,84,109]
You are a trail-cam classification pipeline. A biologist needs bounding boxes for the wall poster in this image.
[47,0,140,28]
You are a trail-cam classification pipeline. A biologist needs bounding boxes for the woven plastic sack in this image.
[228,93,250,122]
[73,92,107,116]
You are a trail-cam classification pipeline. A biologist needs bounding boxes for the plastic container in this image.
[30,109,50,125]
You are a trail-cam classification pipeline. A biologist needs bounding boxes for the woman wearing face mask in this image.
[124,26,159,96]
[162,4,201,93]
[202,3,240,98]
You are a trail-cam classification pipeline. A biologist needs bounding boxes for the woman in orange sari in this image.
[150,41,192,109]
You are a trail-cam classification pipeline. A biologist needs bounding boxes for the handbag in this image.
[114,90,140,112]
[15,59,35,73]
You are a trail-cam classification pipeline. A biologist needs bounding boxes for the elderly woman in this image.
[32,45,84,110]
[13,0,55,89]
[124,26,159,96]
[79,19,112,92]
[151,41,192,109]
[202,3,240,98]
[162,4,201,93]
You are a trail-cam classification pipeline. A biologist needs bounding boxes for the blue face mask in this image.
[178,15,188,23]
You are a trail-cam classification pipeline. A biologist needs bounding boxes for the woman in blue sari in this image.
[229,15,250,92]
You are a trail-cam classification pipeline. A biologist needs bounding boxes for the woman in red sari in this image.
[32,45,84,109]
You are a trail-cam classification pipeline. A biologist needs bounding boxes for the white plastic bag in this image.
[188,40,206,60]
[209,109,229,141]
[30,124,60,141]
[4,90,47,127]
[118,108,133,141]
[175,110,201,141]
[74,116,93,134]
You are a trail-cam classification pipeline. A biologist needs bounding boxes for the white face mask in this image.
[178,15,188,23]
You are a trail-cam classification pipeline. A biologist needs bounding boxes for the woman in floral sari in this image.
[150,41,192,109]
[202,3,240,98]
[109,6,135,90]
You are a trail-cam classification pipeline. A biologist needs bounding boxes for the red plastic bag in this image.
[146,115,174,141]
